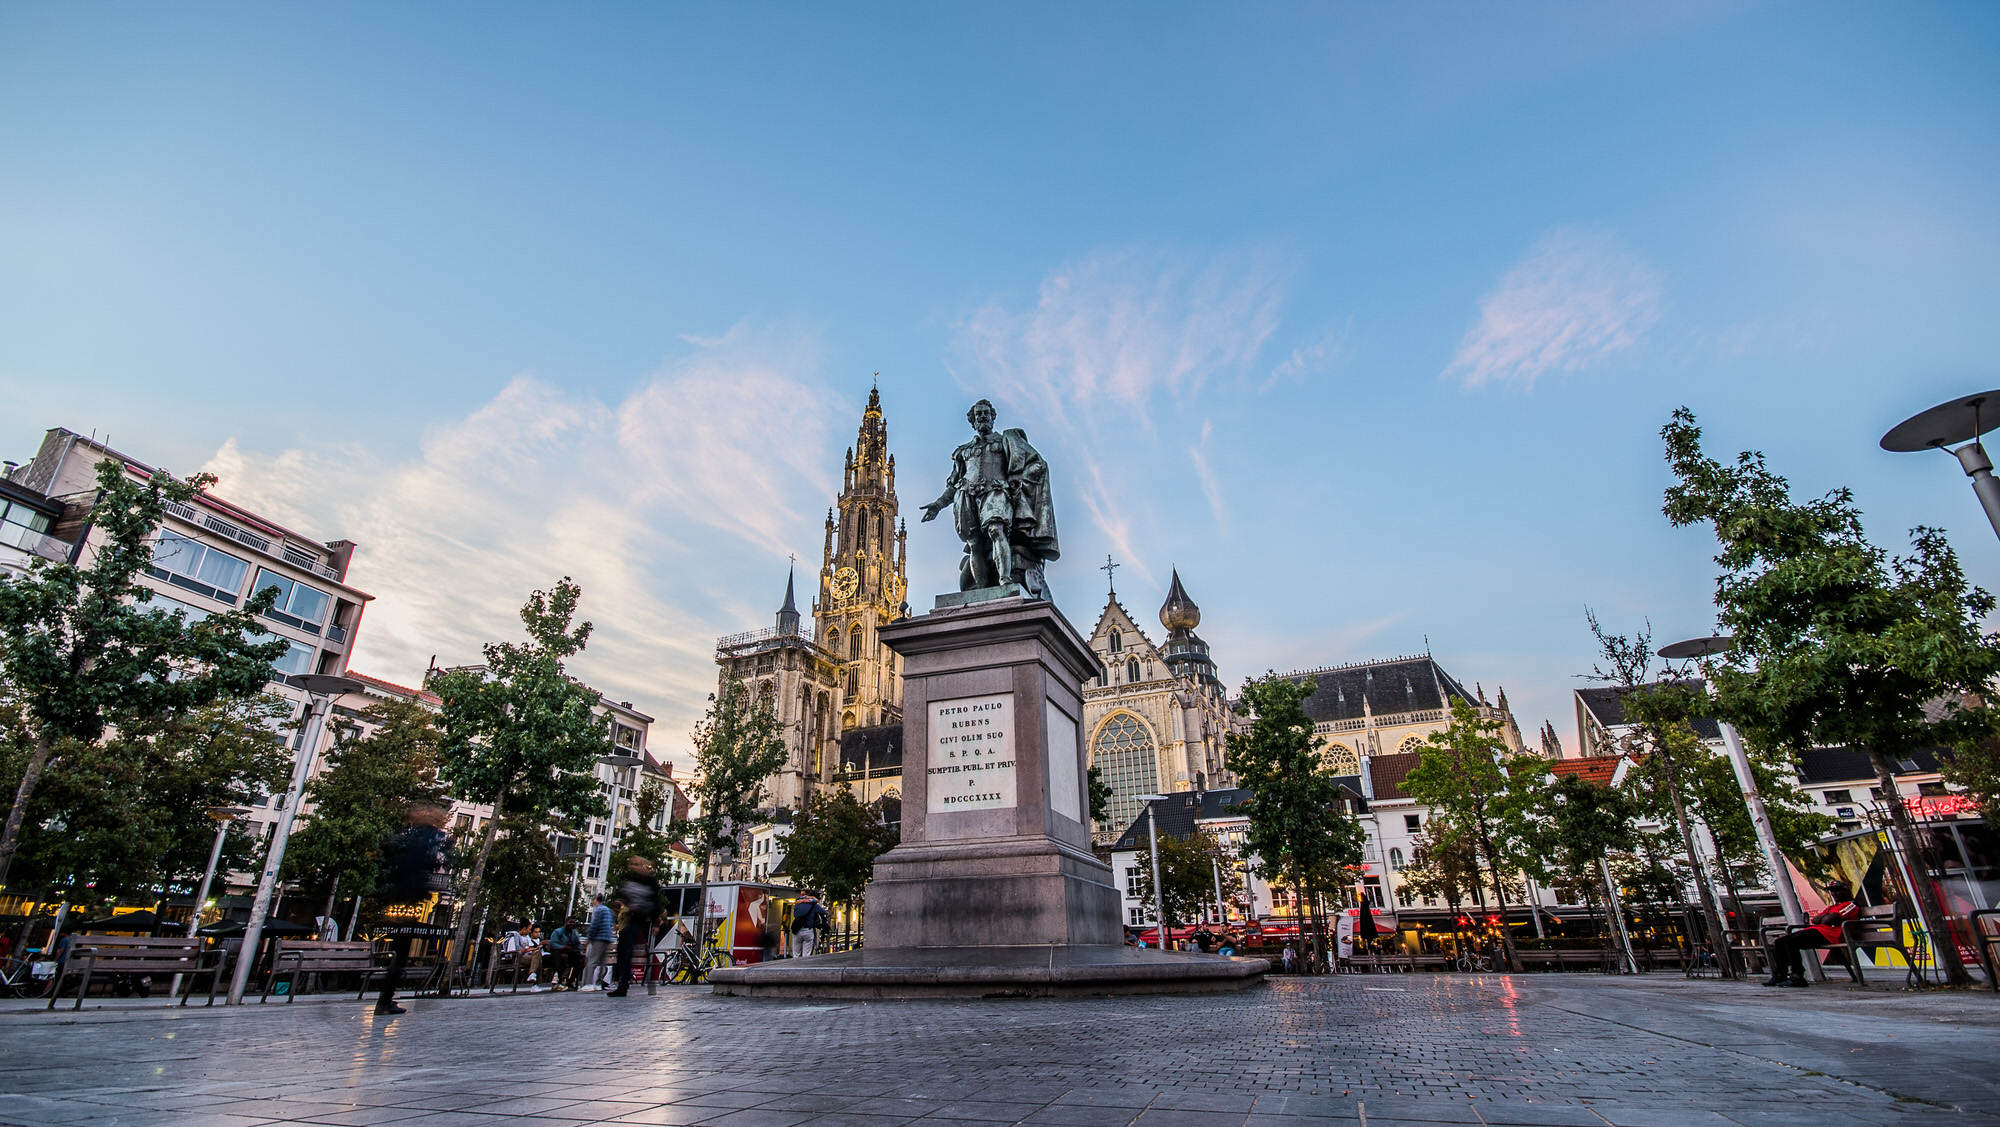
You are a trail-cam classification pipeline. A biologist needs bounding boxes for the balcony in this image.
[162,499,341,582]
[0,521,72,563]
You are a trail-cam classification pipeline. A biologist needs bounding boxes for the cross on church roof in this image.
[1101,554,1119,596]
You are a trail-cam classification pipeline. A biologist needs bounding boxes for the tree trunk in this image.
[442,783,508,994]
[1659,753,1734,978]
[0,730,56,889]
[1862,745,1972,986]
[1475,819,1522,972]
[695,845,714,954]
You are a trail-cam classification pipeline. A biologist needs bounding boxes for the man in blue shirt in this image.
[577,894,616,990]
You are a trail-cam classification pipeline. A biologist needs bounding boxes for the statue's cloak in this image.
[947,428,1060,564]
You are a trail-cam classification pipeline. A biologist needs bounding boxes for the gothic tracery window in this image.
[1321,740,1360,775]
[849,625,862,660]
[1091,712,1156,832]
[1126,658,1140,683]
[1109,630,1122,653]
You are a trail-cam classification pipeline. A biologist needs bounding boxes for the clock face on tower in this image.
[832,566,859,601]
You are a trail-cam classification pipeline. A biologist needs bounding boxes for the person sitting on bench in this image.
[1764,880,1860,987]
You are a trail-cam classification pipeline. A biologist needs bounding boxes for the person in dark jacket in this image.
[373,802,451,1015]
[605,856,661,997]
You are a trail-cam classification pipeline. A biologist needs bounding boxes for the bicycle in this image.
[1453,949,1492,973]
[660,945,732,984]
[0,957,52,1000]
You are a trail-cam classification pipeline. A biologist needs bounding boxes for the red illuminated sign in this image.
[1905,794,1977,818]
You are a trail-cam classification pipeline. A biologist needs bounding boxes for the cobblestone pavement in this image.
[0,975,1993,1127]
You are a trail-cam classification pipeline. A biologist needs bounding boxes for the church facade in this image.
[713,386,910,814]
[1081,568,1238,843]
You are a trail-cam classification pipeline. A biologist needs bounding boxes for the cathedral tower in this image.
[814,384,909,731]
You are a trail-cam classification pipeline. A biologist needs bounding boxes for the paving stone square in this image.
[0,975,1993,1127]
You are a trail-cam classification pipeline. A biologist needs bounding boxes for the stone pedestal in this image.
[863,593,1117,948]
[709,592,1266,999]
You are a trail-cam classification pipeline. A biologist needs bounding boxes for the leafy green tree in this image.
[0,459,290,887]
[1662,407,2000,984]
[0,692,289,910]
[1130,827,1240,930]
[1517,771,1637,946]
[1611,683,1740,967]
[669,677,786,943]
[1224,674,1365,971]
[283,699,450,905]
[782,787,898,941]
[480,812,570,924]
[1943,727,2000,822]
[1402,698,1537,971]
[1397,822,1488,955]
[606,776,683,878]
[1580,608,1745,972]
[1087,765,1112,828]
[429,578,611,977]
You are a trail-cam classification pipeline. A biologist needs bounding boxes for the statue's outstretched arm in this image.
[920,460,961,522]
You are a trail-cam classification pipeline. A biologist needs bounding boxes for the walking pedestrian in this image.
[577,894,615,990]
[373,802,452,1015]
[604,857,660,998]
[791,893,828,958]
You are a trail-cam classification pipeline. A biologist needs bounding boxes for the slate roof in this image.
[1795,745,1944,785]
[1281,657,1476,724]
[1107,788,1254,851]
[1575,682,1723,740]
[838,724,903,776]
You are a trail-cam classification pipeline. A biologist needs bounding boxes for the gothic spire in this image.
[776,565,800,634]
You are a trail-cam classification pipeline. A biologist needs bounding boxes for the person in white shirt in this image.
[497,921,544,986]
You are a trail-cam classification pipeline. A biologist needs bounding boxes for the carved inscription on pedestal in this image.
[927,692,1016,814]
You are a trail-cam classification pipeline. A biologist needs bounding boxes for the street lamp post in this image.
[1882,389,2000,541]
[172,805,248,998]
[226,674,363,1005]
[1136,794,1169,949]
[596,753,644,896]
[1659,637,1820,981]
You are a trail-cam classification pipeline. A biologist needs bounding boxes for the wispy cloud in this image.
[200,323,837,762]
[949,248,1284,575]
[1189,419,1227,532]
[1445,227,1663,389]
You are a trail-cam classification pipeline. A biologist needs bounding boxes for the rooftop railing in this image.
[163,499,341,582]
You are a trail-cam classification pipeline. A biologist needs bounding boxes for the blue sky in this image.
[5,3,1999,763]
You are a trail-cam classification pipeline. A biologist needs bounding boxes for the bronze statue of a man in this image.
[920,399,1060,599]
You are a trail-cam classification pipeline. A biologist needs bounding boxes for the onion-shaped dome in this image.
[1159,568,1201,632]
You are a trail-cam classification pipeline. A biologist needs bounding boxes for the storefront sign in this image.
[928,692,1016,814]
[1905,794,1976,818]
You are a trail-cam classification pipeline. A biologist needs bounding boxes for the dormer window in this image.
[1109,630,1122,653]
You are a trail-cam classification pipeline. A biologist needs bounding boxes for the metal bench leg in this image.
[73,963,92,1011]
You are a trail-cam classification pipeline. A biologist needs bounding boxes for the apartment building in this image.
[4,427,374,849]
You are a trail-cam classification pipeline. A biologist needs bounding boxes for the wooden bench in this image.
[1558,950,1613,973]
[262,940,376,1003]
[1516,950,1562,972]
[1407,953,1448,972]
[47,937,223,1010]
